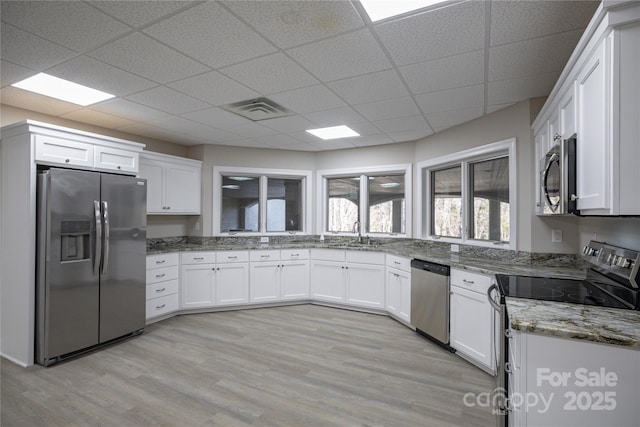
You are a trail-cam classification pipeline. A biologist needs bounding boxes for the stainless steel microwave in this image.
[540,134,579,215]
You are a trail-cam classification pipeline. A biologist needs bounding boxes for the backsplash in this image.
[147,235,583,268]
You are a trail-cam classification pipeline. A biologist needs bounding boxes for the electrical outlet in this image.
[552,229,563,243]
[260,236,269,243]
[451,244,459,253]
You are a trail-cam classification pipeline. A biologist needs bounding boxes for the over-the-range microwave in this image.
[539,134,579,215]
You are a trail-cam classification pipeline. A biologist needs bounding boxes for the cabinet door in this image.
[386,268,401,317]
[181,264,215,309]
[95,146,138,174]
[250,262,280,303]
[165,163,201,214]
[577,43,609,211]
[310,260,345,302]
[346,263,385,309]
[559,83,577,138]
[216,263,249,306]
[280,260,309,300]
[139,159,165,213]
[34,135,94,168]
[450,285,494,372]
[397,269,411,324]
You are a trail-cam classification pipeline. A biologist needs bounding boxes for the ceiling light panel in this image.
[306,125,360,140]
[11,73,114,106]
[359,0,450,22]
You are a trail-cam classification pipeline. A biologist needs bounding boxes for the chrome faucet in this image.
[352,220,363,244]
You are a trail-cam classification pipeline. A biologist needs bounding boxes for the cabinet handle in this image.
[463,279,475,284]
[155,260,166,264]
[228,256,238,259]
[155,304,166,310]
[394,261,401,265]
[155,287,166,293]
[553,133,562,141]
[291,253,300,257]
[155,273,166,278]
[505,362,513,374]
[260,255,270,258]
[193,257,204,260]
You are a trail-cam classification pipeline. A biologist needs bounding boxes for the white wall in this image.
[577,217,640,251]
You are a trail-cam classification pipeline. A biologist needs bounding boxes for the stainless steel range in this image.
[488,240,639,426]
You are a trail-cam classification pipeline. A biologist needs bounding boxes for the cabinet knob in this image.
[553,133,562,141]
[117,166,121,170]
[65,159,70,163]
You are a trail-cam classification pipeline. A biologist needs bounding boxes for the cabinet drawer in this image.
[146,253,179,269]
[95,146,138,173]
[281,248,309,261]
[311,249,345,262]
[181,252,216,264]
[146,294,178,319]
[386,254,411,272]
[250,250,280,262]
[35,135,94,168]
[146,265,178,284]
[217,251,249,263]
[346,250,385,265]
[451,268,493,293]
[146,279,178,300]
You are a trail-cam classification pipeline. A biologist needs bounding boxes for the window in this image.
[418,139,516,248]
[319,165,412,237]
[214,167,312,235]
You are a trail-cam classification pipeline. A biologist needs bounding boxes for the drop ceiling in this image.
[0,0,599,151]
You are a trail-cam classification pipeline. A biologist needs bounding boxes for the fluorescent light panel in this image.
[306,125,360,140]
[359,0,449,22]
[11,73,114,106]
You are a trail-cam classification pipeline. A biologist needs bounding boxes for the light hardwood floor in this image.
[2,305,498,426]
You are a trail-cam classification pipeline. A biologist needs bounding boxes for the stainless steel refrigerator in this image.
[36,168,147,366]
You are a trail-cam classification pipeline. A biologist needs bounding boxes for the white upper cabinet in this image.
[139,151,202,215]
[532,2,640,215]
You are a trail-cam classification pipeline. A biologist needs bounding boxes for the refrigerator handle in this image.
[102,201,110,274]
[94,200,102,275]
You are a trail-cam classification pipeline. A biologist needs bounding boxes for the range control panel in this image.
[582,240,639,288]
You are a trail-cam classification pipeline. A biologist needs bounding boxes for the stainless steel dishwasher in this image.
[410,259,454,351]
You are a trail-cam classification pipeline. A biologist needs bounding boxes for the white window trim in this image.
[317,163,412,238]
[213,165,313,236]
[416,138,517,250]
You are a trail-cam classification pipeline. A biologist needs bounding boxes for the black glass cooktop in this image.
[495,272,638,310]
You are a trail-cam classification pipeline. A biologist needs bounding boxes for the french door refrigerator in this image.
[36,168,146,366]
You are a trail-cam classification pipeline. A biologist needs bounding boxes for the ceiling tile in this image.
[488,72,560,106]
[0,86,82,116]
[399,50,485,95]
[47,56,157,97]
[489,29,584,82]
[169,71,260,106]
[91,1,195,28]
[426,107,484,129]
[126,86,210,115]
[0,1,130,52]
[387,128,433,143]
[287,29,392,82]
[182,107,250,128]
[415,84,484,114]
[260,115,316,133]
[350,134,395,147]
[255,134,304,149]
[190,128,243,143]
[143,116,212,133]
[91,98,170,122]
[354,97,421,122]
[270,85,346,114]
[0,60,35,87]
[373,115,429,133]
[143,2,277,69]
[219,121,280,139]
[490,1,598,47]
[119,122,185,141]
[487,103,516,114]
[374,1,485,66]
[88,33,209,84]
[220,53,319,95]
[0,24,75,70]
[327,69,409,105]
[303,107,367,127]
[224,0,365,49]
[309,139,356,151]
[60,108,138,130]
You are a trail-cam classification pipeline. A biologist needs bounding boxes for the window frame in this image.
[213,166,312,236]
[416,139,517,249]
[317,164,412,238]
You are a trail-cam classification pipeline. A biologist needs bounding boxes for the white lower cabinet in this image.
[145,253,179,321]
[249,249,310,303]
[450,268,495,374]
[310,249,385,309]
[385,255,411,324]
[180,252,249,309]
[508,331,640,426]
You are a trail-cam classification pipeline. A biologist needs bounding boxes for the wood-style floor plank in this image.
[1,305,498,426]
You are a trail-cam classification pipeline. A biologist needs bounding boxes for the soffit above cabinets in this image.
[0,0,599,151]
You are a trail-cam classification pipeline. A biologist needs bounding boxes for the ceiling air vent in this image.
[221,97,294,121]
